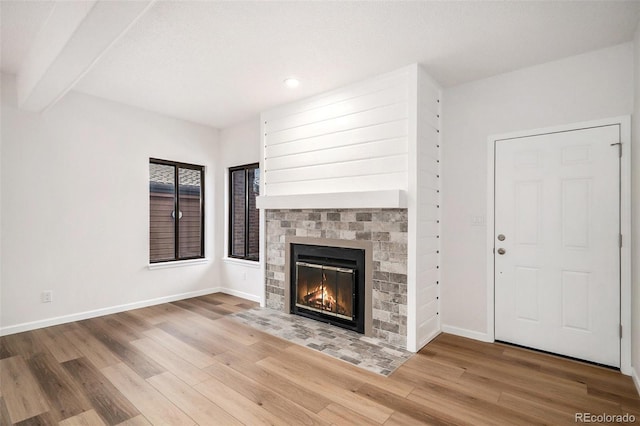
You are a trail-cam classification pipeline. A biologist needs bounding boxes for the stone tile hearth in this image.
[230,307,413,376]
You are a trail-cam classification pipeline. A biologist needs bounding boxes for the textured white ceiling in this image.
[2,1,639,129]
[1,0,55,75]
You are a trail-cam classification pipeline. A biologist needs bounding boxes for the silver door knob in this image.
[497,248,506,255]
[497,234,506,241]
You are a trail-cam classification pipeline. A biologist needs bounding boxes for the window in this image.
[149,159,204,263]
[229,163,260,261]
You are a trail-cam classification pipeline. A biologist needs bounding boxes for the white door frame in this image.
[486,116,632,375]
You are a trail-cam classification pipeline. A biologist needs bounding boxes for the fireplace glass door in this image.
[295,262,354,321]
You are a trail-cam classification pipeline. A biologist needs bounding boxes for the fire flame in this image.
[303,274,337,312]
[298,270,350,317]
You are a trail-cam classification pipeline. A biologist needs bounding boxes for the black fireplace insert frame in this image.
[290,243,365,334]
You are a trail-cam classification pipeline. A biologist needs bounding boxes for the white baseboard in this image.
[632,367,640,397]
[217,288,262,304]
[415,329,442,352]
[441,324,493,343]
[0,287,222,336]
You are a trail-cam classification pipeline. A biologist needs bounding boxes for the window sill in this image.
[223,257,261,269]
[148,258,209,270]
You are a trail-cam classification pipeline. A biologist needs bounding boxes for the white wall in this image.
[217,119,263,302]
[632,23,640,390]
[0,73,220,334]
[441,43,634,339]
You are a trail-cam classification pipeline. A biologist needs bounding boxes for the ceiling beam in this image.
[17,0,155,112]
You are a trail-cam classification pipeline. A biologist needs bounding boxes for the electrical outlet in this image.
[42,291,53,303]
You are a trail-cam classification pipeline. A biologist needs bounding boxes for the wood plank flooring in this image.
[1,293,638,425]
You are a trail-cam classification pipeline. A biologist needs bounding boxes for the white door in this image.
[494,125,620,367]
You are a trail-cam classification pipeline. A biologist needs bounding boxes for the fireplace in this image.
[290,243,365,333]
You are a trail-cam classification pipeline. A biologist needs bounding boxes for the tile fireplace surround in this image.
[265,208,408,348]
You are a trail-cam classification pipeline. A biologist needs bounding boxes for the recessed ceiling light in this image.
[283,77,300,88]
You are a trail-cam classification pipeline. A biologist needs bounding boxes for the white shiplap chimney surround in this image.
[257,64,441,352]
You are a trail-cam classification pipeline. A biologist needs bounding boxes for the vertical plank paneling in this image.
[414,68,442,349]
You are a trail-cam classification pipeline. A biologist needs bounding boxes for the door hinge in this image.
[620,324,623,338]
[619,234,623,248]
[610,142,622,157]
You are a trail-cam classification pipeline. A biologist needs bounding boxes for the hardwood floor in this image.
[1,293,638,425]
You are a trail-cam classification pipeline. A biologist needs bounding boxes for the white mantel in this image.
[256,189,407,210]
